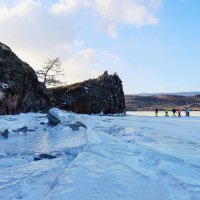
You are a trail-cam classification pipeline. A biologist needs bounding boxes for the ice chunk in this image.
[49,108,76,124]
[48,108,87,130]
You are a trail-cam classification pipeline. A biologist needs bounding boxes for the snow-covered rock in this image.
[0,83,8,89]
[48,108,87,130]
[0,43,10,51]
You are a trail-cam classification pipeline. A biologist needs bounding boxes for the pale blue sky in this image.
[0,0,199,94]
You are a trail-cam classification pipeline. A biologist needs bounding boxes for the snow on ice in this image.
[0,110,200,199]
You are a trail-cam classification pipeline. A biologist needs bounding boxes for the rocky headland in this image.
[50,71,125,114]
[0,42,51,115]
[0,42,126,115]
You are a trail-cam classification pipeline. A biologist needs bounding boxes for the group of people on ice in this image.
[155,107,190,117]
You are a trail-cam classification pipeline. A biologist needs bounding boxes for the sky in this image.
[0,0,200,94]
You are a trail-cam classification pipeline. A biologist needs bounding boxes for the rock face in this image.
[0,42,50,114]
[0,129,9,138]
[0,42,125,115]
[50,71,126,114]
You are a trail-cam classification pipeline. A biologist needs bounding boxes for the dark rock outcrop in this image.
[0,42,50,114]
[0,129,9,138]
[34,153,57,161]
[0,42,125,115]
[50,71,126,114]
[13,126,28,133]
[67,121,87,130]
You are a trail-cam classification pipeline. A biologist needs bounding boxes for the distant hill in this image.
[137,92,200,97]
[125,94,200,111]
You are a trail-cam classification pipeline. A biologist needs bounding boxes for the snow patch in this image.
[0,83,8,89]
[0,43,10,51]
[84,87,89,93]
[0,91,5,101]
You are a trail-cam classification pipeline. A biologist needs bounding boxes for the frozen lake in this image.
[1,110,200,199]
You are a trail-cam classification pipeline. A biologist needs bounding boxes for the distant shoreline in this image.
[127,111,200,117]
[125,94,200,112]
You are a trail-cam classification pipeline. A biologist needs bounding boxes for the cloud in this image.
[63,48,122,84]
[0,0,41,22]
[0,0,77,65]
[0,1,76,46]
[0,0,123,82]
[51,0,161,37]
[0,0,163,92]
[51,0,87,14]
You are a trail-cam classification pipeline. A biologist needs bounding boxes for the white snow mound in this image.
[49,108,82,124]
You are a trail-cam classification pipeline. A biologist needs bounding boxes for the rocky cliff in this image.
[0,43,125,115]
[50,71,126,114]
[0,42,50,114]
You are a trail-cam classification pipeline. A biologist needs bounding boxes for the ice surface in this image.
[1,111,200,199]
[0,112,86,199]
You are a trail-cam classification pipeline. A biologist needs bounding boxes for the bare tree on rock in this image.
[36,57,65,91]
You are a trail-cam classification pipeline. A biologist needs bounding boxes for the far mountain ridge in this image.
[135,92,200,97]
[125,94,200,111]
